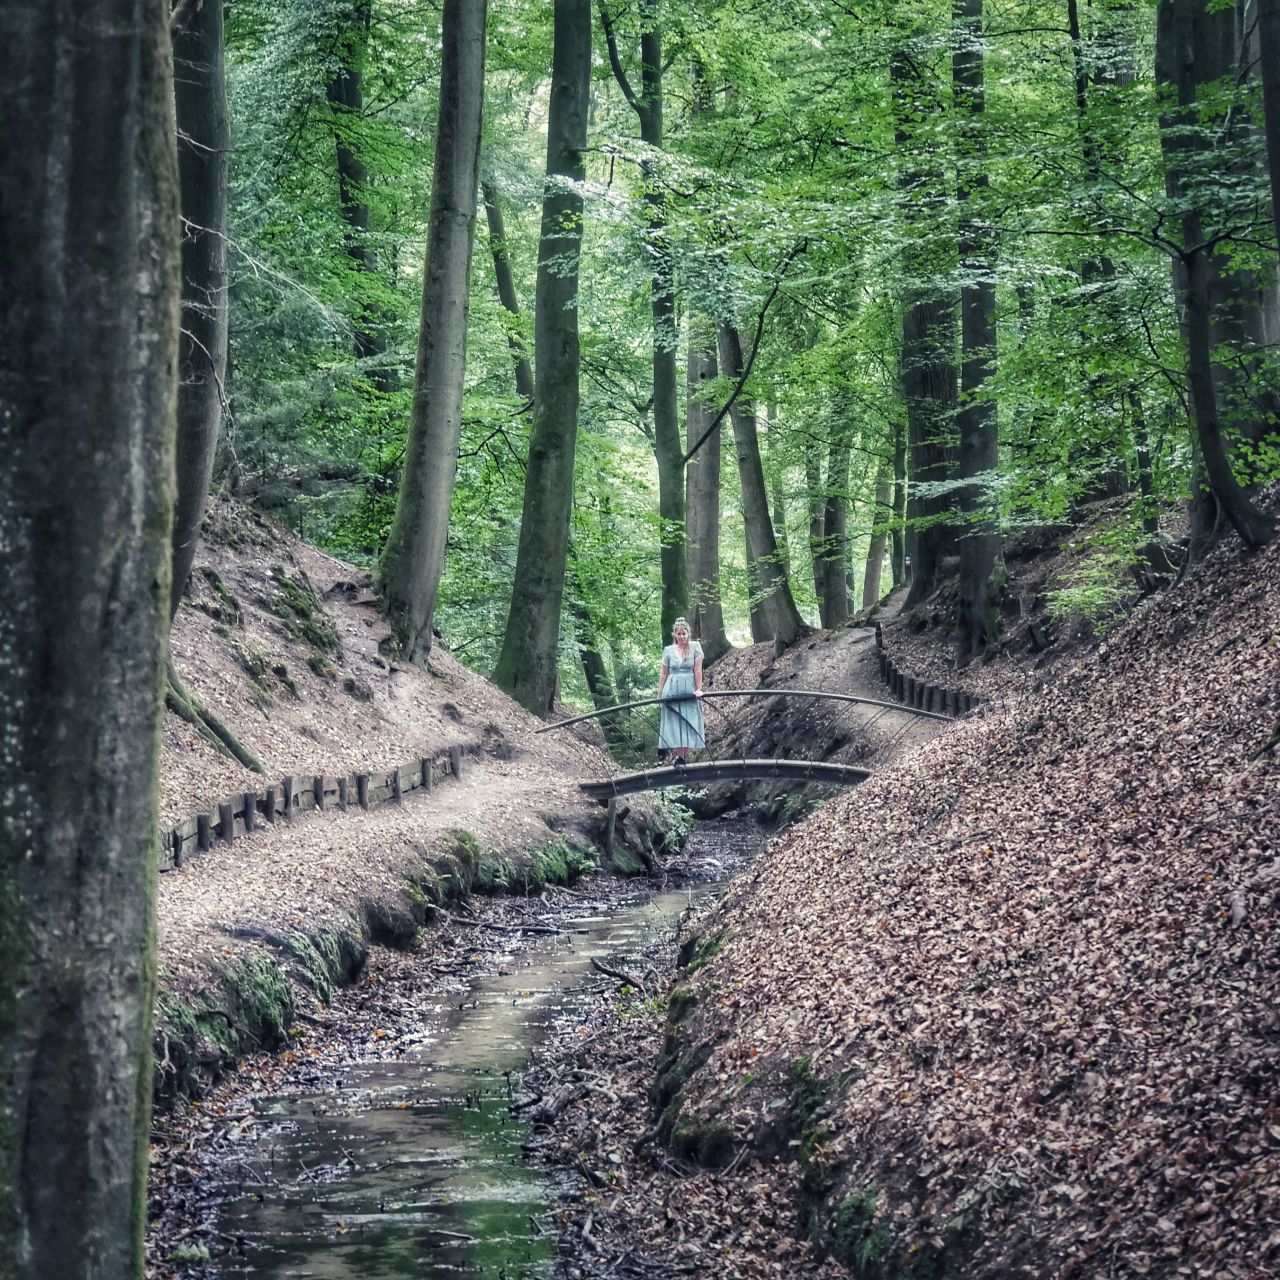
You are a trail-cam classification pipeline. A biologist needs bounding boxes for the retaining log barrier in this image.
[161,746,473,872]
[873,620,979,717]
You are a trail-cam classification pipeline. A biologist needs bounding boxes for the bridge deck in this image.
[579,758,872,800]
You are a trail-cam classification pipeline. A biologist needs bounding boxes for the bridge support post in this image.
[604,797,617,857]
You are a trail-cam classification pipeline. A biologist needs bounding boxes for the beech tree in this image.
[493,0,593,713]
[0,1,179,1275]
[377,0,488,660]
[718,320,806,645]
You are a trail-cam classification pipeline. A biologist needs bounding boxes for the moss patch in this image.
[266,564,341,661]
[678,928,727,976]
[830,1187,893,1277]
[193,566,242,626]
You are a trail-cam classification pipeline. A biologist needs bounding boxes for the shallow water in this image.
[209,818,761,1279]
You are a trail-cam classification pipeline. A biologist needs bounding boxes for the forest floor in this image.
[527,501,1280,1278]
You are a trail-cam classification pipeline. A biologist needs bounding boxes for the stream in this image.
[201,817,764,1279]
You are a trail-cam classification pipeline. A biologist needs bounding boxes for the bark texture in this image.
[325,0,390,379]
[0,2,179,1275]
[493,0,593,713]
[170,0,229,619]
[1262,0,1280,259]
[684,325,730,662]
[862,461,892,609]
[377,0,487,660]
[816,420,852,628]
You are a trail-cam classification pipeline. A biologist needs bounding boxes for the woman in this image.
[658,617,704,766]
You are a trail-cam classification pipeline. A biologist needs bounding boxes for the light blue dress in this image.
[659,641,705,750]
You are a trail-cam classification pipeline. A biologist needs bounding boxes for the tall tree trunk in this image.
[805,436,826,599]
[817,419,852,627]
[1261,0,1280,259]
[766,405,792,578]
[325,0,389,381]
[170,0,229,619]
[1066,0,1131,500]
[890,417,907,586]
[600,0,689,642]
[953,0,1002,664]
[377,0,487,660]
[893,46,958,606]
[0,2,178,1276]
[1157,0,1275,552]
[718,321,807,646]
[685,322,730,662]
[493,0,593,713]
[862,460,892,608]
[481,176,535,403]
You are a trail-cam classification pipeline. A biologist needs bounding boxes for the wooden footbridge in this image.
[537,688,953,800]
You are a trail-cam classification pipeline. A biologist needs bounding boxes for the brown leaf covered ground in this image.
[657,523,1279,1276]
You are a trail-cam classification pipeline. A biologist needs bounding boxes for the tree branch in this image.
[598,3,642,116]
[681,238,809,466]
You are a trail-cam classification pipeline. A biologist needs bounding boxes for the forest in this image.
[1,0,1279,1276]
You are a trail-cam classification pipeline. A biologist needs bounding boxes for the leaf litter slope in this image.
[670,523,1279,1277]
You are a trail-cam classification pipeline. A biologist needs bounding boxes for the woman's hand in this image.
[693,689,703,698]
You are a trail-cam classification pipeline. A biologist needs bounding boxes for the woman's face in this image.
[673,625,690,645]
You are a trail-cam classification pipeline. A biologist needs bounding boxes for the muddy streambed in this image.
[152,817,765,1279]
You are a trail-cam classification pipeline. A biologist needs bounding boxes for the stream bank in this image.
[146,816,766,1279]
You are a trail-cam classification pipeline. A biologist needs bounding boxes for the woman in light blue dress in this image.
[658,617,704,765]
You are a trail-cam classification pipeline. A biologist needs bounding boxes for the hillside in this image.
[153,498,679,1096]
[537,511,1280,1278]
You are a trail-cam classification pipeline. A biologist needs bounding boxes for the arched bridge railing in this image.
[537,687,951,798]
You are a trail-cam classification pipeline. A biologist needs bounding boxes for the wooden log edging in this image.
[160,742,477,872]
[874,623,980,719]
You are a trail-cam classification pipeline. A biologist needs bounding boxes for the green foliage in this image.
[831,1188,893,1276]
[1044,519,1143,630]
[218,0,1272,706]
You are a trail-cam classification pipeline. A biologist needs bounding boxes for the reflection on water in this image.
[212,819,757,1279]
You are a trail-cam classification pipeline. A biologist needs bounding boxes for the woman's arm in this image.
[659,660,669,699]
[693,654,704,697]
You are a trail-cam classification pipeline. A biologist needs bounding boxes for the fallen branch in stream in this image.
[438,910,564,937]
[590,956,649,994]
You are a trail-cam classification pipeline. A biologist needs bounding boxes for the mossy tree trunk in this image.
[377,0,488,661]
[0,2,179,1276]
[326,0,392,385]
[893,45,959,606]
[493,0,593,714]
[481,176,535,403]
[862,460,892,609]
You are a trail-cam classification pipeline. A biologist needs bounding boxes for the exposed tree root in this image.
[165,657,264,773]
